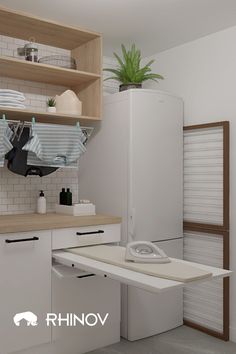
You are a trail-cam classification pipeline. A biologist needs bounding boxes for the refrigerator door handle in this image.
[129,207,136,239]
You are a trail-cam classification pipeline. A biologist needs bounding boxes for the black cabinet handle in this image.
[5,237,39,244]
[77,274,95,279]
[76,230,104,236]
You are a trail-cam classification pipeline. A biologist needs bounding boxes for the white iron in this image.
[125,241,171,264]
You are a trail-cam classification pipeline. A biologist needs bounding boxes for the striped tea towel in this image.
[22,123,86,168]
[26,151,79,169]
[0,120,13,167]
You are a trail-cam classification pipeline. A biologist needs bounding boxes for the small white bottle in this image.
[37,190,46,214]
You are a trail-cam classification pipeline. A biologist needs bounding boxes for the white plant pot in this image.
[47,106,56,113]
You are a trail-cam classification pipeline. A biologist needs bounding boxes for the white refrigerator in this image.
[79,89,184,341]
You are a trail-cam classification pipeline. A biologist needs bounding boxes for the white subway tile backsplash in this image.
[0,34,79,214]
[0,205,8,212]
[14,184,25,191]
[103,56,119,94]
[0,167,79,214]
[7,204,19,212]
[13,197,22,204]
[7,191,18,198]
[0,36,112,215]
[2,198,13,204]
[0,42,7,49]
[0,191,8,198]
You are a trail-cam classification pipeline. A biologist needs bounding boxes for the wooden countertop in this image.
[0,213,121,234]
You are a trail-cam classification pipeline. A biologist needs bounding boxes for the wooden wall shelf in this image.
[0,107,101,125]
[0,6,102,121]
[0,6,100,50]
[0,56,100,87]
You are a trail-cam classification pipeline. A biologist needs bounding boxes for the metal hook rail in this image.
[1,115,94,145]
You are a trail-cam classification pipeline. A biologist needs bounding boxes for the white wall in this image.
[103,56,119,94]
[144,25,236,341]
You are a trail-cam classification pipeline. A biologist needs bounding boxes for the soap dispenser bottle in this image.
[66,188,72,206]
[60,188,66,205]
[37,190,46,214]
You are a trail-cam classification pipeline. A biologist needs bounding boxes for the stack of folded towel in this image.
[0,89,25,109]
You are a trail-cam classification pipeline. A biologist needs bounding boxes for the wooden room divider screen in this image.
[183,121,230,340]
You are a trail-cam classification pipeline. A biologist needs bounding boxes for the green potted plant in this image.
[46,97,56,113]
[104,44,164,92]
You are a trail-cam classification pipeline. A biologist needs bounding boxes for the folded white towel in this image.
[0,96,25,102]
[0,89,26,107]
[0,89,25,97]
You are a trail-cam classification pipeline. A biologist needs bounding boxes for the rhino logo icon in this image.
[13,312,38,327]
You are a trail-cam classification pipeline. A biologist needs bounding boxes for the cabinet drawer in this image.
[52,224,121,250]
[52,272,120,353]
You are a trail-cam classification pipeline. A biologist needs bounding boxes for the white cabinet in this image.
[0,221,231,354]
[0,231,51,354]
[52,224,121,250]
[51,224,121,354]
[52,271,120,354]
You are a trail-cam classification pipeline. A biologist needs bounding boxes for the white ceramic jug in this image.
[55,90,82,115]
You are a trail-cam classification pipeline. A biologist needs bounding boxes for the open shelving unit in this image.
[0,6,102,124]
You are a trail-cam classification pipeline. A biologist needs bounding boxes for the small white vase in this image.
[47,106,56,113]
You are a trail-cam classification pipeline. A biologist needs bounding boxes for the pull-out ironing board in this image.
[53,245,231,294]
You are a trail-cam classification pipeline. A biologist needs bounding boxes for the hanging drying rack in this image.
[1,114,94,145]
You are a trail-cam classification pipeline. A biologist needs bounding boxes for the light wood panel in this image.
[0,213,121,234]
[0,107,101,125]
[73,79,102,118]
[71,37,102,117]
[72,37,102,74]
[0,56,100,86]
[0,6,100,50]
